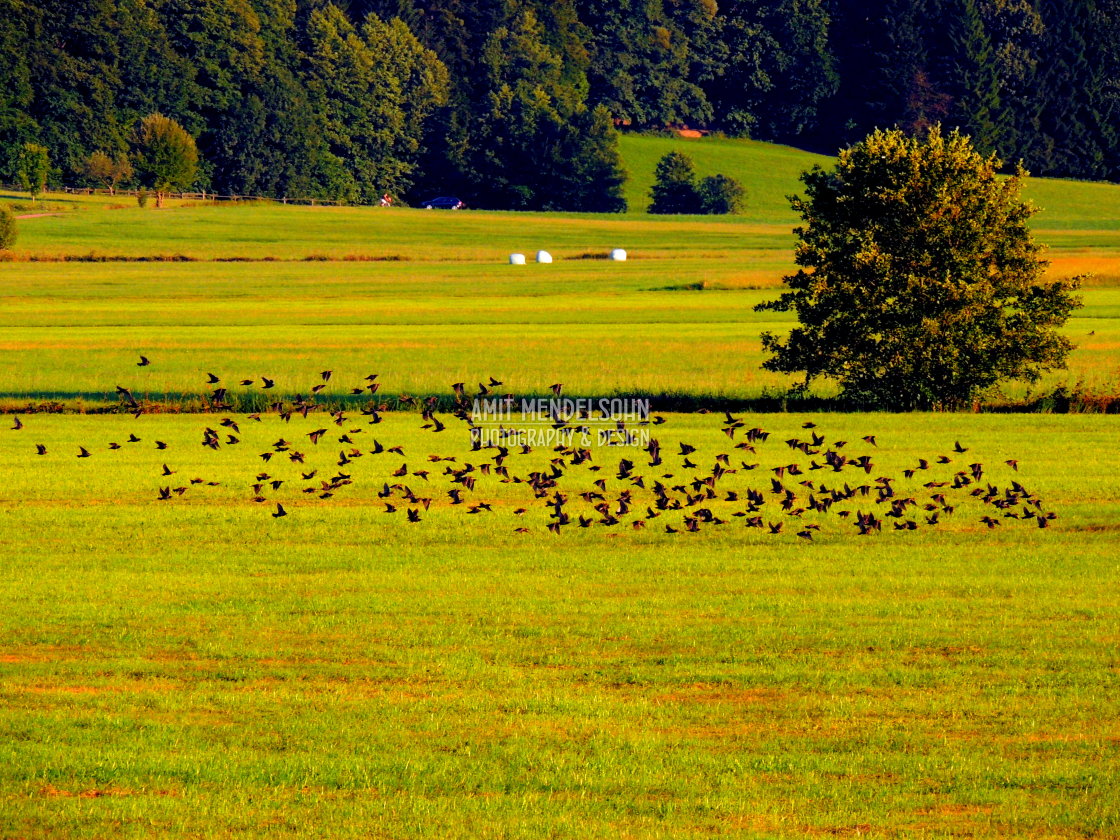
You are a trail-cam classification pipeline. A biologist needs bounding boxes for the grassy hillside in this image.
[618,133,1120,231]
[618,134,830,222]
[7,134,1119,231]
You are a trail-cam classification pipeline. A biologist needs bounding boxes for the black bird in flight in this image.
[10,416,22,430]
[137,355,151,366]
[35,444,46,455]
[272,503,287,518]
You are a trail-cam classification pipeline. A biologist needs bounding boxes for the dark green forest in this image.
[1,0,1117,209]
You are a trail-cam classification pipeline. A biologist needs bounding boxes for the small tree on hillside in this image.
[133,114,199,207]
[755,126,1083,410]
[650,152,745,215]
[14,143,50,200]
[84,151,133,195]
[648,151,702,214]
[698,173,746,214]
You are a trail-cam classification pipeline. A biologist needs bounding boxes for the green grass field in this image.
[2,135,1119,838]
[1,410,1118,838]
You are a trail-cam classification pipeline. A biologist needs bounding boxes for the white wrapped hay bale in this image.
[509,253,526,265]
[609,248,627,262]
[536,250,553,264]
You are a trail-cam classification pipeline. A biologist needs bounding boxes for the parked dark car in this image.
[421,196,465,210]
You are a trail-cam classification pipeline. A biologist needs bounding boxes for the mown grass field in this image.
[0,259,1117,409]
[3,136,1119,410]
[1,135,1119,838]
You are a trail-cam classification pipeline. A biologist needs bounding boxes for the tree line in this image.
[1,0,1117,211]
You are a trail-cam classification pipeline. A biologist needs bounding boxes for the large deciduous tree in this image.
[755,126,1082,410]
[133,113,199,206]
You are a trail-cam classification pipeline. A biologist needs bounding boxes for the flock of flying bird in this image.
[8,356,1059,539]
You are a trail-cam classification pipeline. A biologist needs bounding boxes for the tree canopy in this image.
[84,150,133,194]
[133,113,199,206]
[756,126,1083,411]
[2,0,1118,204]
